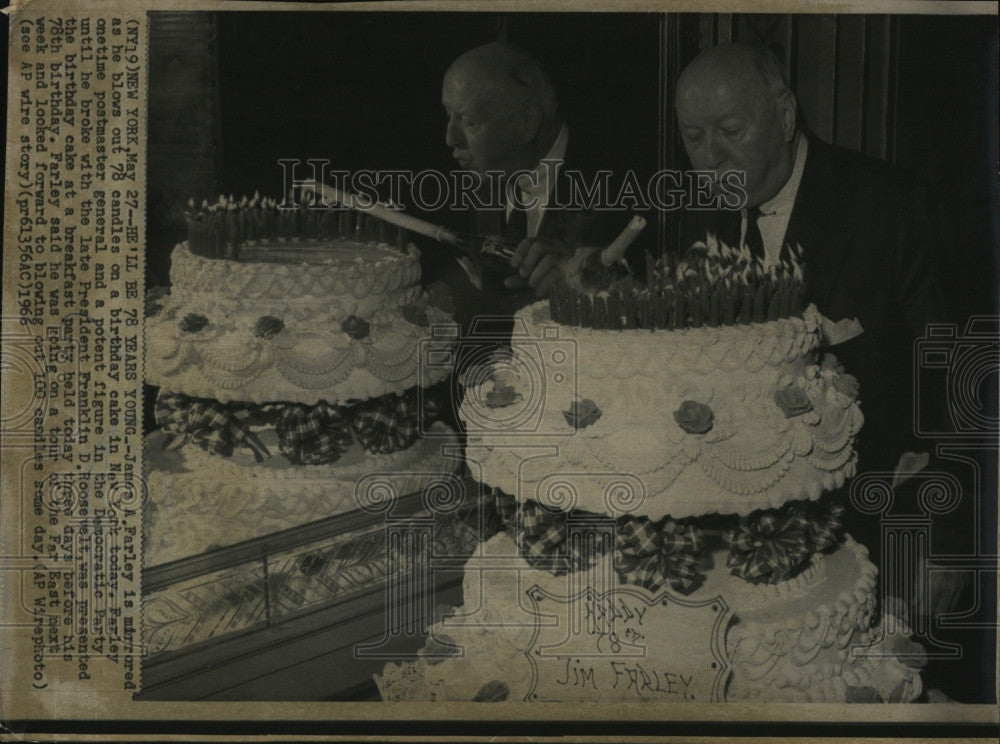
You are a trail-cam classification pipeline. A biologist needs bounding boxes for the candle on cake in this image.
[791,254,804,314]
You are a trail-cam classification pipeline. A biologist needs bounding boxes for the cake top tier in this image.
[185,193,412,261]
[553,234,806,331]
[460,298,863,521]
[168,242,423,306]
[147,242,451,405]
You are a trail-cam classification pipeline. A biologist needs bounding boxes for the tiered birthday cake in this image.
[144,196,459,565]
[376,239,925,703]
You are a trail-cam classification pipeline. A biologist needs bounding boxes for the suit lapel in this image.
[787,138,855,313]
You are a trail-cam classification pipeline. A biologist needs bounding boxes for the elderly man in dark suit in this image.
[674,43,976,697]
[675,42,944,481]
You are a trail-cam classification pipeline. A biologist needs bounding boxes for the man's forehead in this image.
[443,69,510,110]
[442,84,491,114]
[677,75,765,121]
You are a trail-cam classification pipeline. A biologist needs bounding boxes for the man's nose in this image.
[445,117,464,148]
[703,133,725,170]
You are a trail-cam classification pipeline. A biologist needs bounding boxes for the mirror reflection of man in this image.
[440,41,622,331]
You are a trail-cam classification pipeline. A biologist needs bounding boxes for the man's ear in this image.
[777,91,798,142]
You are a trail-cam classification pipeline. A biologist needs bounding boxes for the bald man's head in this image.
[443,42,561,175]
[675,44,798,208]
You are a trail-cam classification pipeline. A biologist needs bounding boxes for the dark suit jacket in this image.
[417,143,639,433]
[424,141,640,336]
[682,136,947,475]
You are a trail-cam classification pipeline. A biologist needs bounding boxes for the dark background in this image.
[147,11,998,328]
[146,12,663,285]
[215,12,661,197]
[892,15,998,325]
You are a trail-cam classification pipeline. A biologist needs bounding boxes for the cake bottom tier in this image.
[375,532,923,703]
[144,421,460,565]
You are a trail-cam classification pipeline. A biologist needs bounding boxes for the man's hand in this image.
[505,238,568,297]
[505,239,598,298]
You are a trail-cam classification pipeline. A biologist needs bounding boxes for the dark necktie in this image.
[505,198,528,244]
[744,206,765,260]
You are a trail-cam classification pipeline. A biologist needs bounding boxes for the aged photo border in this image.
[2,0,998,740]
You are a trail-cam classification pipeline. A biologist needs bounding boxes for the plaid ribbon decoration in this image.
[156,393,271,462]
[491,489,836,589]
[494,491,703,585]
[725,509,813,585]
[807,499,845,552]
[276,402,354,465]
[492,491,599,574]
[615,518,704,593]
[519,500,606,574]
[351,390,439,455]
[493,488,519,526]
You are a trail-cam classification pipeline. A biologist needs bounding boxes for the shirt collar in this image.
[758,134,808,217]
[508,123,569,207]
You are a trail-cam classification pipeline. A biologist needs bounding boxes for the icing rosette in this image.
[341,314,372,340]
[473,680,510,702]
[563,398,602,429]
[673,400,715,434]
[773,385,814,418]
[253,314,285,339]
[179,312,210,333]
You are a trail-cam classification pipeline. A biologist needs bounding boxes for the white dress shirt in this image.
[458,124,570,288]
[505,123,570,239]
[741,135,808,266]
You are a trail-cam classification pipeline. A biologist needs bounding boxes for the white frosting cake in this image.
[460,301,862,519]
[147,243,453,405]
[376,533,922,703]
[145,231,460,567]
[144,423,459,565]
[376,291,924,703]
